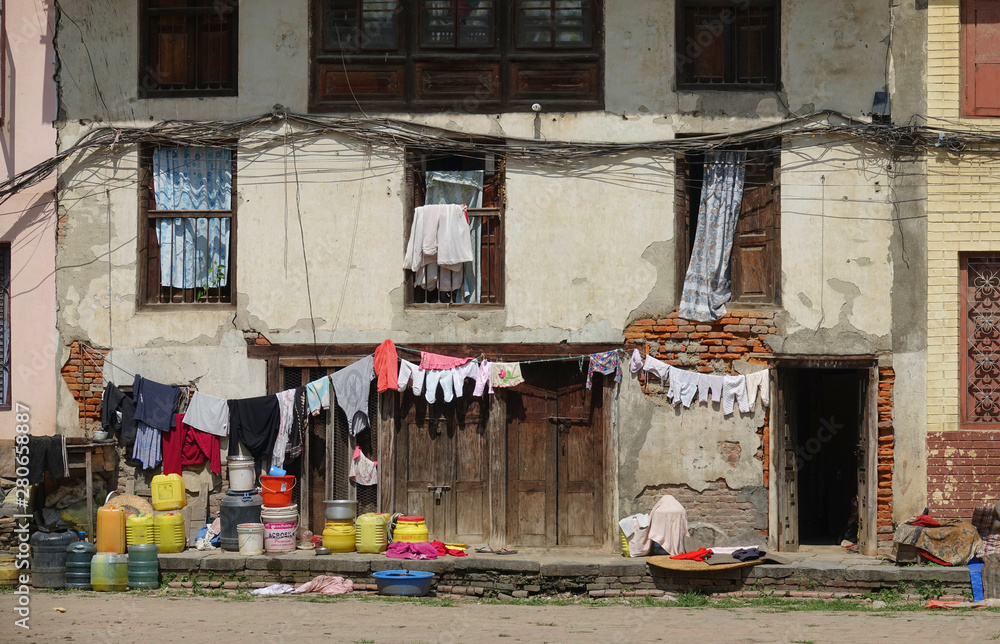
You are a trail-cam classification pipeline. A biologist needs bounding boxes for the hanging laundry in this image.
[473,359,494,396]
[397,360,426,396]
[424,368,454,405]
[402,204,475,290]
[26,435,68,486]
[182,391,230,438]
[722,375,751,415]
[490,362,524,388]
[100,382,137,444]
[697,373,725,404]
[745,369,770,411]
[132,422,163,470]
[667,366,699,408]
[305,376,331,416]
[587,350,622,389]
[629,349,644,374]
[162,414,221,476]
[285,387,308,461]
[451,359,479,398]
[330,355,375,436]
[227,396,281,471]
[349,446,378,486]
[373,339,399,393]
[642,354,671,392]
[419,351,473,371]
[272,388,297,470]
[132,375,180,432]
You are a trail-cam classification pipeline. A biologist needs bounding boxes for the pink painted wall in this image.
[0,0,57,439]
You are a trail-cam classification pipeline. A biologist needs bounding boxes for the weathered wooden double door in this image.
[506,365,605,547]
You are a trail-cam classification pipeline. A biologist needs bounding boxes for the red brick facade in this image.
[927,429,1000,518]
[876,367,895,548]
[60,340,107,435]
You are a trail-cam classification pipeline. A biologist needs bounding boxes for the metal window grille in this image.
[964,256,1000,424]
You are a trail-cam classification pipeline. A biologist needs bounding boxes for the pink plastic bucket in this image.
[261,504,298,553]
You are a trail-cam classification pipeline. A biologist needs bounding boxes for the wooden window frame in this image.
[962,0,1000,117]
[674,140,781,309]
[138,0,239,99]
[960,254,1000,427]
[675,0,779,90]
[311,0,604,112]
[136,143,238,309]
[404,147,505,309]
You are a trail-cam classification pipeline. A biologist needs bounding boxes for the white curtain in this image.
[153,147,232,289]
[678,151,747,322]
[424,170,484,303]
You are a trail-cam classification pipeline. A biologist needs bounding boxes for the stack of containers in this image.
[93,505,127,591]
[151,473,187,554]
[259,473,298,554]
[322,500,358,553]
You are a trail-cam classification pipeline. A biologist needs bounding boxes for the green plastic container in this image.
[127,544,159,590]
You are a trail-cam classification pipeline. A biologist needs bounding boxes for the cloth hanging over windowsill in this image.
[678,150,747,322]
[402,204,475,292]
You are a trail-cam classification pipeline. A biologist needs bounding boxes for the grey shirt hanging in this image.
[330,355,375,436]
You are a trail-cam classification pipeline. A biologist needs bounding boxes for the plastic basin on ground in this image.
[372,569,435,597]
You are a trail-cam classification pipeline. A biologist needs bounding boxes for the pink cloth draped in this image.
[386,541,439,560]
[419,351,473,371]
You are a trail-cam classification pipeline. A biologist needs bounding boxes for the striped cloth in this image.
[132,421,162,470]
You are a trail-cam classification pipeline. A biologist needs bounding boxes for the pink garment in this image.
[633,494,689,557]
[293,575,354,595]
[473,359,494,396]
[386,540,439,560]
[420,351,473,371]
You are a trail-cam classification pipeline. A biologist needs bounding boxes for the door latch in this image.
[427,485,452,505]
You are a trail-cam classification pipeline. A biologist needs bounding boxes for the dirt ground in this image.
[2,593,998,643]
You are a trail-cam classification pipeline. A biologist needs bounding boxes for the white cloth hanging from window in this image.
[153,147,232,289]
[415,170,484,303]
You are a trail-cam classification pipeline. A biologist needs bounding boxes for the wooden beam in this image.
[602,380,617,551]
[488,392,507,550]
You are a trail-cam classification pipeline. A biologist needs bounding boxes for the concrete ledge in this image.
[455,557,540,573]
[540,562,601,576]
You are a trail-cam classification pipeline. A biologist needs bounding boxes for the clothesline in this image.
[394,344,627,366]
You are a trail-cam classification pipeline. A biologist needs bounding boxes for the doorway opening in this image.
[774,364,876,553]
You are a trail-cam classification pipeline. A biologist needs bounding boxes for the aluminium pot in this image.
[323,500,358,521]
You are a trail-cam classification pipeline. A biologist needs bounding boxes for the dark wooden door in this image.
[774,369,799,552]
[395,388,489,544]
[856,369,876,556]
[507,365,605,547]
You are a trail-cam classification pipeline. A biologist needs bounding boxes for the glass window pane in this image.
[458,1,493,48]
[422,1,456,47]
[518,1,553,46]
[554,1,588,47]
[325,0,398,50]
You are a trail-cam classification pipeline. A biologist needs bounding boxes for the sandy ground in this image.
[1,593,998,643]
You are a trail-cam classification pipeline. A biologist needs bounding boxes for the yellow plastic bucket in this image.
[323,521,357,553]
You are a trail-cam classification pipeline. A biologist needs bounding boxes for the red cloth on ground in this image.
[669,547,713,562]
[419,351,473,371]
[916,548,952,566]
[163,413,221,475]
[909,514,941,528]
[431,540,468,557]
[373,340,399,393]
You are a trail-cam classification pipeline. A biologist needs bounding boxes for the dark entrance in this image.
[774,364,877,554]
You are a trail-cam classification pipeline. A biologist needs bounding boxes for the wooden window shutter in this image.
[963,0,1000,117]
[730,153,779,304]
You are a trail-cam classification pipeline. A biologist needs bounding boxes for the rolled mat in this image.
[646,556,761,572]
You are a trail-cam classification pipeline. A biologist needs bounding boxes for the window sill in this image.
[676,84,777,93]
[137,302,237,312]
[139,89,239,100]
[405,304,505,313]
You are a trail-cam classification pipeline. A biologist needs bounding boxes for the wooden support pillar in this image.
[377,391,397,514]
[488,393,507,550]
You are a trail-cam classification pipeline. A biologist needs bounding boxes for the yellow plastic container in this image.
[153,512,186,554]
[96,506,126,554]
[620,529,630,557]
[393,516,428,543]
[151,473,186,511]
[355,513,389,554]
[126,514,155,546]
[90,553,128,591]
[323,521,356,553]
[0,554,17,587]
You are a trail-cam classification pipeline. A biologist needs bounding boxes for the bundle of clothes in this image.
[892,509,983,566]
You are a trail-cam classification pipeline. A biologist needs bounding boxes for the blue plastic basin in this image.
[372,569,436,596]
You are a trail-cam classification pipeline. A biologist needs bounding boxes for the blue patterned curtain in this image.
[678,151,747,322]
[153,147,232,289]
[424,170,483,303]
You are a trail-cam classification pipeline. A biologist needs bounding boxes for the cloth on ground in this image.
[678,150,747,322]
[629,349,644,374]
[251,583,296,595]
[909,514,941,528]
[182,391,230,438]
[330,355,375,435]
[697,373,725,404]
[305,376,331,416]
[972,505,1000,558]
[349,446,378,486]
[490,362,524,388]
[386,540,439,560]
[670,547,713,562]
[26,436,68,485]
[132,422,163,470]
[744,369,770,411]
[432,540,468,557]
[722,375,750,415]
[667,366,699,408]
[474,359,494,396]
[132,375,180,432]
[227,396,281,472]
[163,414,221,475]
[373,339,399,393]
[272,388,297,469]
[731,547,762,562]
[587,350,622,389]
[419,351,473,371]
[451,359,479,397]
[895,517,983,565]
[397,360,426,396]
[100,383,137,444]
[293,575,353,595]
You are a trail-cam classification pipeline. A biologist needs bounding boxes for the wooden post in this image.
[377,392,396,514]
[85,449,94,541]
[602,381,617,551]
[488,393,507,550]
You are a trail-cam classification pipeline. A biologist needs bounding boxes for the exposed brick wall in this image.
[243,331,271,346]
[60,341,107,435]
[927,429,1000,519]
[638,479,765,540]
[876,368,894,549]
